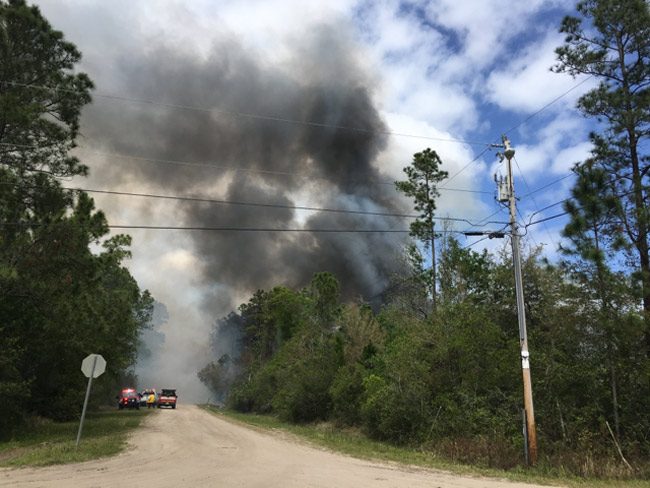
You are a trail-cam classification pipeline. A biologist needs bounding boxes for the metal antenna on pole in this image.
[495,135,538,465]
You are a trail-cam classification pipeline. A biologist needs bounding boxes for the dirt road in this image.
[1,405,560,488]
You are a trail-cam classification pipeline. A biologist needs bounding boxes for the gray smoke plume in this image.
[83,26,407,305]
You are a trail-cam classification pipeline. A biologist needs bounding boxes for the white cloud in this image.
[551,141,592,173]
[485,32,593,113]
[378,111,494,224]
[423,0,565,70]
[354,1,479,131]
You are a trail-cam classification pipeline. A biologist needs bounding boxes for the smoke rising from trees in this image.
[82,26,407,308]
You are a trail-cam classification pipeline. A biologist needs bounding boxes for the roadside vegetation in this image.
[0,409,150,467]
[0,0,153,438]
[204,406,650,488]
[201,257,649,481]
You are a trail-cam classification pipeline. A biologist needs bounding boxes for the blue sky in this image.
[346,0,595,251]
[32,0,599,399]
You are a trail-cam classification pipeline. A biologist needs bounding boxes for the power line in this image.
[462,234,492,249]
[1,76,596,245]
[73,147,493,195]
[0,143,504,227]
[1,76,593,202]
[67,186,421,219]
[440,146,491,187]
[523,185,641,233]
[527,199,566,219]
[0,182,510,226]
[522,171,641,228]
[68,186,509,226]
[521,173,574,198]
[0,142,493,196]
[513,156,557,246]
[0,221,504,234]
[475,206,508,227]
[0,81,492,147]
[516,206,542,248]
[109,226,414,233]
[525,211,568,228]
[439,77,594,189]
[503,76,593,135]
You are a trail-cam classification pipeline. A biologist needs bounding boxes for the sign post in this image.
[76,354,106,447]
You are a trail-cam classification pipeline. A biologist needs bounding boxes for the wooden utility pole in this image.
[498,135,538,465]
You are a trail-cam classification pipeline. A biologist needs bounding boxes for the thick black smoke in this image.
[81,26,407,309]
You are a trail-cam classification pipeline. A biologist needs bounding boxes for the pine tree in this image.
[395,148,448,314]
[553,0,650,358]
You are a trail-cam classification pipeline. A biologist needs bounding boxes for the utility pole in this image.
[495,135,538,465]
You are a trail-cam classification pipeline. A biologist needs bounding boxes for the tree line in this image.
[201,245,648,476]
[0,0,153,436]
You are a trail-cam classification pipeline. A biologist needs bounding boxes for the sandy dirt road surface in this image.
[1,405,561,488]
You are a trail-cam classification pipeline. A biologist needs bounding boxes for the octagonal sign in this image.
[81,354,106,378]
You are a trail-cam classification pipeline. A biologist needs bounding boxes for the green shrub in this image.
[330,364,364,425]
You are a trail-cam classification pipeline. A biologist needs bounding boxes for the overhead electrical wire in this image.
[68,186,422,220]
[3,75,594,208]
[0,221,506,235]
[436,76,593,194]
[61,186,510,227]
[526,199,566,219]
[521,171,642,231]
[0,180,510,227]
[474,206,508,227]
[503,76,593,135]
[522,185,641,235]
[462,234,494,250]
[0,81,491,147]
[0,142,493,195]
[513,156,556,245]
[462,234,491,249]
[107,226,415,233]
[70,147,493,195]
[524,196,625,233]
[520,157,645,200]
[0,76,597,247]
[521,173,574,198]
[0,76,593,193]
[439,146,491,187]
[524,211,568,229]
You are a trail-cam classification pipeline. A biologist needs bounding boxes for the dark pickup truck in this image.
[157,389,177,409]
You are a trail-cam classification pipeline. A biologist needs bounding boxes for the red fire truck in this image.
[157,389,177,409]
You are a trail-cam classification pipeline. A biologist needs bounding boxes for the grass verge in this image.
[0,408,151,467]
[202,405,650,488]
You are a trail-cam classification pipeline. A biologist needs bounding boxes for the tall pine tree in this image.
[554,0,650,359]
[395,148,448,314]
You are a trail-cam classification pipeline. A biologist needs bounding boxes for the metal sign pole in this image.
[76,355,97,447]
